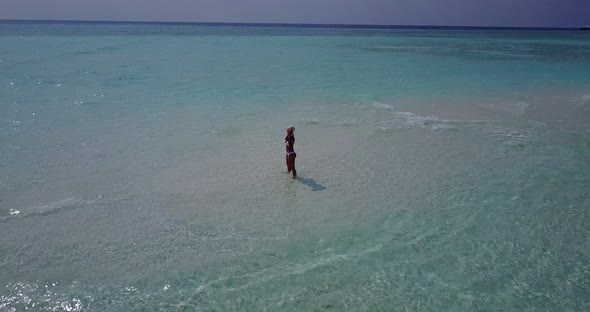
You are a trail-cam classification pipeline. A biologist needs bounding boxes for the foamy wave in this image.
[478,100,530,116]
[482,125,532,147]
[571,94,590,104]
[372,101,396,111]
[300,118,321,125]
[31,197,82,213]
[8,209,20,216]
[376,111,457,132]
[225,243,383,293]
[1,196,108,221]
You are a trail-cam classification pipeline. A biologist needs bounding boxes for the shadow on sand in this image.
[297,177,326,191]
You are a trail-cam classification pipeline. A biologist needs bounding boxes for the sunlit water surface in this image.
[1,23,590,311]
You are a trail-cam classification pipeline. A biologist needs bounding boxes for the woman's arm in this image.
[285,136,295,147]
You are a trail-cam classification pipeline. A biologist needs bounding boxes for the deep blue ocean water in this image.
[1,21,590,311]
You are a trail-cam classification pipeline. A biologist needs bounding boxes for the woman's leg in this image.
[286,154,291,172]
[290,154,297,178]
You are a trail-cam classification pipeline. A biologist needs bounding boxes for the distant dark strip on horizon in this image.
[0,19,579,31]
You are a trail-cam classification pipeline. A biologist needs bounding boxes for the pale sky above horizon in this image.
[1,0,589,28]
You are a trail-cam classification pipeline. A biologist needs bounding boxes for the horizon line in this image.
[0,18,579,30]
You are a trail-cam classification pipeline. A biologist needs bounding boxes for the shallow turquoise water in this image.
[1,23,590,311]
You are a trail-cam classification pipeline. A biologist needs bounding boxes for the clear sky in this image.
[1,0,589,28]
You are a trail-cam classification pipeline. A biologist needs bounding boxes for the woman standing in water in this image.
[285,125,297,178]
